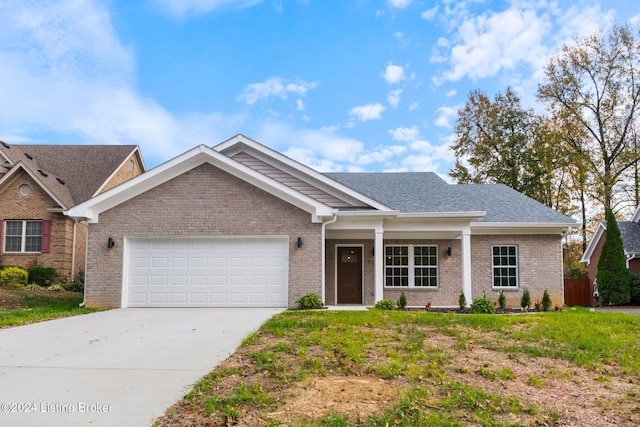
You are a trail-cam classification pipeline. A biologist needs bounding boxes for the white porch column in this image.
[374,226,384,303]
[461,228,472,307]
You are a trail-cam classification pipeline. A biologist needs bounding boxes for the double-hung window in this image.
[385,245,438,288]
[4,220,43,253]
[492,245,518,288]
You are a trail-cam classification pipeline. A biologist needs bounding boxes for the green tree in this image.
[450,87,570,210]
[596,209,631,305]
[538,24,640,211]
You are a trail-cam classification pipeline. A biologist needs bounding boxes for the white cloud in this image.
[388,126,419,142]
[421,6,438,20]
[237,77,318,105]
[432,2,615,86]
[0,1,246,166]
[409,102,420,111]
[348,103,385,121]
[387,89,403,108]
[445,89,457,98]
[434,105,459,129]
[388,0,413,9]
[151,0,264,18]
[382,64,405,84]
[296,99,305,111]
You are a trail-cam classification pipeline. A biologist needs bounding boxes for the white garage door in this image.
[126,237,288,307]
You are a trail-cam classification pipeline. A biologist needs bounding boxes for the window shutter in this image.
[0,220,3,253]
[41,220,51,253]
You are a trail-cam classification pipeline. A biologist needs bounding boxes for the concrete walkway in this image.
[0,308,282,427]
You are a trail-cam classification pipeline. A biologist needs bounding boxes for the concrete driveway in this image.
[0,308,282,427]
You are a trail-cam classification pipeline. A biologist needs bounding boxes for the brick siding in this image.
[84,163,322,308]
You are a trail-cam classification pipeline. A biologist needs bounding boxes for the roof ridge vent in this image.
[38,169,48,177]
[24,153,33,160]
[1,141,9,149]
[56,177,65,185]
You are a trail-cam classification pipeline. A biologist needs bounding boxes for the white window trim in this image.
[491,244,519,289]
[384,244,439,289]
[4,220,42,253]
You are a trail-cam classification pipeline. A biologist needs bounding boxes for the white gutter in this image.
[321,213,339,305]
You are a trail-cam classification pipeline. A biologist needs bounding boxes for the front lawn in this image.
[155,308,640,427]
[0,289,101,328]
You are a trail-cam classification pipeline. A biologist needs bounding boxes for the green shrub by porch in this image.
[27,266,57,286]
[295,293,323,310]
[596,209,631,305]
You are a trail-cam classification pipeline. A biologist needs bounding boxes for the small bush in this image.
[498,291,506,311]
[61,281,84,293]
[397,291,407,310]
[542,289,552,312]
[27,266,57,286]
[374,299,396,310]
[458,291,467,311]
[46,284,65,292]
[0,266,28,286]
[295,293,323,310]
[471,293,496,314]
[24,284,44,291]
[630,274,640,305]
[520,288,532,311]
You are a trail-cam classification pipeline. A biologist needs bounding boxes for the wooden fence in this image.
[564,278,592,306]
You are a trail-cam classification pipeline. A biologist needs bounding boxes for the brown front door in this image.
[337,247,363,304]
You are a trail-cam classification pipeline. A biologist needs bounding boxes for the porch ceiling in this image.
[325,229,462,240]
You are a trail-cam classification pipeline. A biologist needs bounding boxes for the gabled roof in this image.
[67,145,335,223]
[581,218,640,264]
[0,143,144,208]
[327,173,575,224]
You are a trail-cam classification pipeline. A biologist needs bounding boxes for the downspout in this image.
[626,253,637,270]
[73,219,89,307]
[321,213,338,305]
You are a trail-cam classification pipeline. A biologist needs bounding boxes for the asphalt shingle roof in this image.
[326,172,574,224]
[0,144,139,207]
[619,221,640,254]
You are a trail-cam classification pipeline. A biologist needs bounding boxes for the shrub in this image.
[459,291,467,311]
[27,266,57,286]
[397,291,407,310]
[596,208,631,305]
[520,288,532,311]
[630,274,640,305]
[471,293,496,314]
[295,293,323,310]
[46,284,65,292]
[0,266,28,286]
[374,299,396,310]
[61,281,84,293]
[542,289,552,312]
[24,284,44,291]
[498,291,507,311]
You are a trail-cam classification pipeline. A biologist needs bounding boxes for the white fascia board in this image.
[580,222,606,263]
[214,134,394,211]
[630,205,640,223]
[396,211,486,220]
[471,221,574,235]
[67,145,334,223]
[0,162,68,208]
[335,210,400,217]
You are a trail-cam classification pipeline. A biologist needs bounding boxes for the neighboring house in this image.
[0,142,145,279]
[67,135,575,309]
[581,204,640,296]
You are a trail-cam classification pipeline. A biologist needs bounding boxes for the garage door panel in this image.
[127,237,288,307]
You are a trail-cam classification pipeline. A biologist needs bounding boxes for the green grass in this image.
[155,309,640,427]
[0,290,100,327]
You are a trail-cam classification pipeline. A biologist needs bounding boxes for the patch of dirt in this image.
[268,376,407,425]
[0,291,22,309]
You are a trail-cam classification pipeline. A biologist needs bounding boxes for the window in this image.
[4,220,42,252]
[492,245,518,288]
[385,245,438,288]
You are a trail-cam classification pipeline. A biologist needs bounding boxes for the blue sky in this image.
[0,0,638,177]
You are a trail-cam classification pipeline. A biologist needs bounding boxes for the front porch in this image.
[322,212,483,308]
